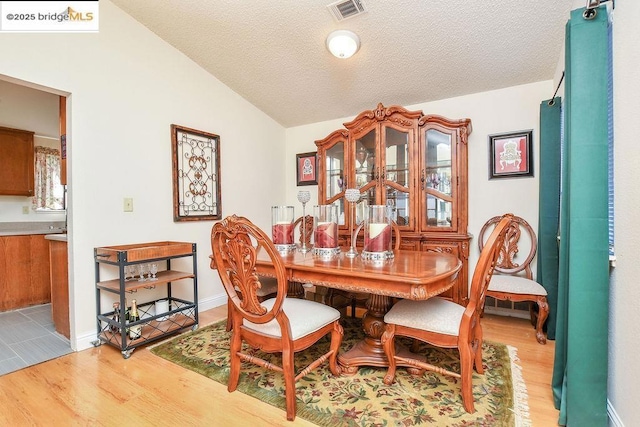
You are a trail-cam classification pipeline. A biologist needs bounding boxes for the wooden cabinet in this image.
[0,126,35,196]
[49,239,69,339]
[93,241,199,358]
[316,103,472,304]
[0,235,51,311]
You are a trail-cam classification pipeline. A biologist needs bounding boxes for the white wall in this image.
[285,81,549,286]
[0,0,287,350]
[610,1,640,425]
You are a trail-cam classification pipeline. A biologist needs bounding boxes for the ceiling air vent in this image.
[327,0,367,22]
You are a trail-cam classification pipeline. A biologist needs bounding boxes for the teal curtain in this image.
[552,6,610,426]
[537,97,561,340]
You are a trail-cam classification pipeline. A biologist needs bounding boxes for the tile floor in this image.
[0,303,72,376]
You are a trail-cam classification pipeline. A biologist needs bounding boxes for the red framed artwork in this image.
[296,151,318,186]
[488,130,533,179]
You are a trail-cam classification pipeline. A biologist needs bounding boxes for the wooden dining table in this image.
[256,248,462,374]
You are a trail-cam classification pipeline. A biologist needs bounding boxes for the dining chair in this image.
[222,214,313,331]
[380,213,513,413]
[326,220,401,318]
[478,214,549,344]
[210,214,343,422]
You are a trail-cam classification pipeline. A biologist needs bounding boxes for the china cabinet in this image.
[315,103,472,304]
[92,241,198,358]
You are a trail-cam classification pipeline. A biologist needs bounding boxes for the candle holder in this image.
[271,205,296,253]
[362,204,394,261]
[344,188,361,258]
[297,190,311,253]
[312,204,340,258]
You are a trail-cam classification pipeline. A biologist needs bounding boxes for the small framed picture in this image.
[488,130,533,179]
[296,152,318,186]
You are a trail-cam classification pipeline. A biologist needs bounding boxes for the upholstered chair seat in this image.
[245,297,341,339]
[384,298,465,336]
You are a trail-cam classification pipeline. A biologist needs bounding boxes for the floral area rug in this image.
[149,317,531,426]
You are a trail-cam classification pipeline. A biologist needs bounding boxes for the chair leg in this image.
[473,324,484,375]
[282,345,297,421]
[381,325,398,385]
[227,330,242,393]
[535,296,549,344]
[458,340,475,413]
[226,303,232,332]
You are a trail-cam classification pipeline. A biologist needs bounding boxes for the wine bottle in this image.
[110,302,121,333]
[128,299,142,340]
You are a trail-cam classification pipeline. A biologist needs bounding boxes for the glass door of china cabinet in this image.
[420,126,458,232]
[317,132,347,226]
[352,123,413,229]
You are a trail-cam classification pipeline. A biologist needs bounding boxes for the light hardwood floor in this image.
[0,305,559,426]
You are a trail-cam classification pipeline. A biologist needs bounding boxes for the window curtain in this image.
[552,6,611,426]
[537,96,561,341]
[32,146,64,210]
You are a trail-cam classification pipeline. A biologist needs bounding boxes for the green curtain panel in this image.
[552,6,610,426]
[538,97,561,341]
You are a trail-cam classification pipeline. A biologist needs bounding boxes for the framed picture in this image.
[296,151,318,186]
[171,124,222,221]
[488,130,533,179]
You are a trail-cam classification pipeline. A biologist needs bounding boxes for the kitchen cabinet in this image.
[0,126,35,196]
[0,235,51,311]
[93,241,198,358]
[316,103,472,304]
[48,237,69,339]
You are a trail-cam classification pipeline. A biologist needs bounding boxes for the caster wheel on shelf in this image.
[90,339,102,347]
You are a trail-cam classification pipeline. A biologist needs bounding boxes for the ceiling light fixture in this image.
[326,30,360,59]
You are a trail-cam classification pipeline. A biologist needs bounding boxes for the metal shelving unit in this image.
[92,241,198,358]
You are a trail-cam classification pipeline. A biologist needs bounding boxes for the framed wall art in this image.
[488,130,533,179]
[171,124,222,221]
[296,151,318,186]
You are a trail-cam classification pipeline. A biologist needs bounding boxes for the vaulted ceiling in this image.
[110,0,575,127]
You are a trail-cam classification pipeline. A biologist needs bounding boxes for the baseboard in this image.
[484,305,530,320]
[608,399,624,427]
[73,293,228,352]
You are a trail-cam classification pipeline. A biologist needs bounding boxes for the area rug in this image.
[149,317,531,426]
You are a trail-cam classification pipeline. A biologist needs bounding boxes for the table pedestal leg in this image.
[338,294,424,375]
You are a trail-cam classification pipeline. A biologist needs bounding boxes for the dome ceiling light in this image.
[326,30,361,59]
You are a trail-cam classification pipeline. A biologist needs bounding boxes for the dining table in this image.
[255,247,462,374]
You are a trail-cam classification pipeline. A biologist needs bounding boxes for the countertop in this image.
[44,234,67,242]
[0,221,66,237]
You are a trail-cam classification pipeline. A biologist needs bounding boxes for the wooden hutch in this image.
[315,103,472,305]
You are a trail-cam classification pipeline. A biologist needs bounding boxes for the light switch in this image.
[123,198,134,212]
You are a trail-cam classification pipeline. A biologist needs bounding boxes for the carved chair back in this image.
[293,214,313,246]
[478,215,536,279]
[211,214,288,326]
[468,213,514,315]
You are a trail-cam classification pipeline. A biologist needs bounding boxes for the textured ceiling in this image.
[110,0,575,128]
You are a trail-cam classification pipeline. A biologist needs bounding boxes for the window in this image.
[32,146,64,211]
